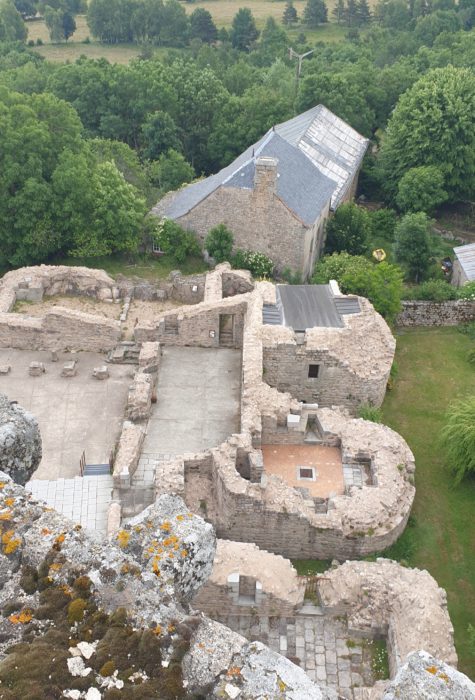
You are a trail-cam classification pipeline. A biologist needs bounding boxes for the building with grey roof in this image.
[452,242,475,286]
[152,105,369,280]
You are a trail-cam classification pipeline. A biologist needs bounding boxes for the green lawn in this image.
[382,327,475,676]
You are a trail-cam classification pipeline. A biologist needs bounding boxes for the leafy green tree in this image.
[380,66,475,202]
[303,0,328,25]
[149,148,195,193]
[154,219,201,263]
[256,16,288,65]
[313,252,403,321]
[369,208,397,241]
[324,203,371,256]
[44,5,65,41]
[345,0,357,24]
[190,8,217,43]
[374,0,411,28]
[393,212,432,282]
[205,224,234,263]
[12,0,35,18]
[230,8,259,51]
[440,396,475,484]
[140,110,182,160]
[0,0,27,41]
[87,0,133,43]
[414,9,461,45]
[283,0,298,25]
[396,166,447,214]
[158,0,189,46]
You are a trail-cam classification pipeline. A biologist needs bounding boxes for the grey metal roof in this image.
[153,104,368,223]
[454,242,475,281]
[277,284,344,330]
[263,285,361,329]
[275,105,369,209]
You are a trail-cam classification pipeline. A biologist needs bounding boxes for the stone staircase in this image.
[107,341,140,364]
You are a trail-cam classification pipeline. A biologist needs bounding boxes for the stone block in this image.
[61,360,77,377]
[93,366,109,380]
[29,361,45,376]
[0,365,11,374]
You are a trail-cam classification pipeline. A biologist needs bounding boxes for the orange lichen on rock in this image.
[2,529,21,554]
[9,609,32,624]
[4,498,14,507]
[117,530,130,548]
[426,666,438,675]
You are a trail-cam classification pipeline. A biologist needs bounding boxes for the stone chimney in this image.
[254,157,278,195]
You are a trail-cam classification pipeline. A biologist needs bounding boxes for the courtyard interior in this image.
[261,444,344,498]
[0,348,130,480]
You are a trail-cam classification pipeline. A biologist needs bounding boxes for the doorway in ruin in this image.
[219,314,234,347]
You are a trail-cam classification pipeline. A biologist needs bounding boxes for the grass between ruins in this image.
[298,327,475,676]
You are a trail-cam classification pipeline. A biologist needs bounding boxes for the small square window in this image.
[297,466,316,481]
[308,364,320,379]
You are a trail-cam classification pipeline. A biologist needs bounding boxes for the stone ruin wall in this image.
[262,297,395,411]
[396,299,475,327]
[318,560,458,679]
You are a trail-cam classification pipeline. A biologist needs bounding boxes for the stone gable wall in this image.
[176,186,311,276]
[396,300,475,326]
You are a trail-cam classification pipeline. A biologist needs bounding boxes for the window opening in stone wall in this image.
[298,466,316,481]
[238,575,257,604]
[308,364,320,378]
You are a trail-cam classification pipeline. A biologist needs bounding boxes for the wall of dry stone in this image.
[396,300,475,326]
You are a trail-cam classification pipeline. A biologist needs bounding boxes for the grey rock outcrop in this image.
[0,394,41,484]
[383,651,475,699]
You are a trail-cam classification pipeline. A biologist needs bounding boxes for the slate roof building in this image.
[152,105,369,279]
[452,242,475,286]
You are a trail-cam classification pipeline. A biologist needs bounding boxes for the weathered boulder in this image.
[383,651,475,699]
[0,395,41,484]
[183,618,338,699]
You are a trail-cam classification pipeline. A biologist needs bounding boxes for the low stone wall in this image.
[112,421,145,488]
[126,372,154,422]
[0,308,121,352]
[396,300,475,326]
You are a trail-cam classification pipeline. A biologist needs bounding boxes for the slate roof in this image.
[275,105,369,208]
[153,104,369,224]
[263,284,361,330]
[454,242,475,282]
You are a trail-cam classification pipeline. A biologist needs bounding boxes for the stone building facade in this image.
[152,105,368,279]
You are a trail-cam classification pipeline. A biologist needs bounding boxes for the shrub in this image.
[232,249,274,278]
[27,39,34,46]
[396,166,447,214]
[324,203,371,256]
[405,279,458,301]
[153,219,201,264]
[457,281,475,301]
[394,212,432,283]
[205,224,233,263]
[36,38,43,45]
[440,396,475,484]
[369,208,397,241]
[358,404,383,422]
[280,267,303,284]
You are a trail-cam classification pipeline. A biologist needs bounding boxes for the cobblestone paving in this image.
[134,452,174,487]
[220,610,374,698]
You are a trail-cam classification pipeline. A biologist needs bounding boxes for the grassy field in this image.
[26,1,357,64]
[382,327,475,676]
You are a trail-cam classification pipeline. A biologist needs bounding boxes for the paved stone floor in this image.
[219,610,376,698]
[0,349,130,479]
[26,475,112,535]
[261,444,344,498]
[136,347,241,487]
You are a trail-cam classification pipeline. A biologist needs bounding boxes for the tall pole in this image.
[289,47,315,100]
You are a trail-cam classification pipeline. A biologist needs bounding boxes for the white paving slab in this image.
[26,475,113,535]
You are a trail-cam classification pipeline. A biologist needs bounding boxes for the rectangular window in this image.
[308,364,320,379]
[298,466,316,481]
